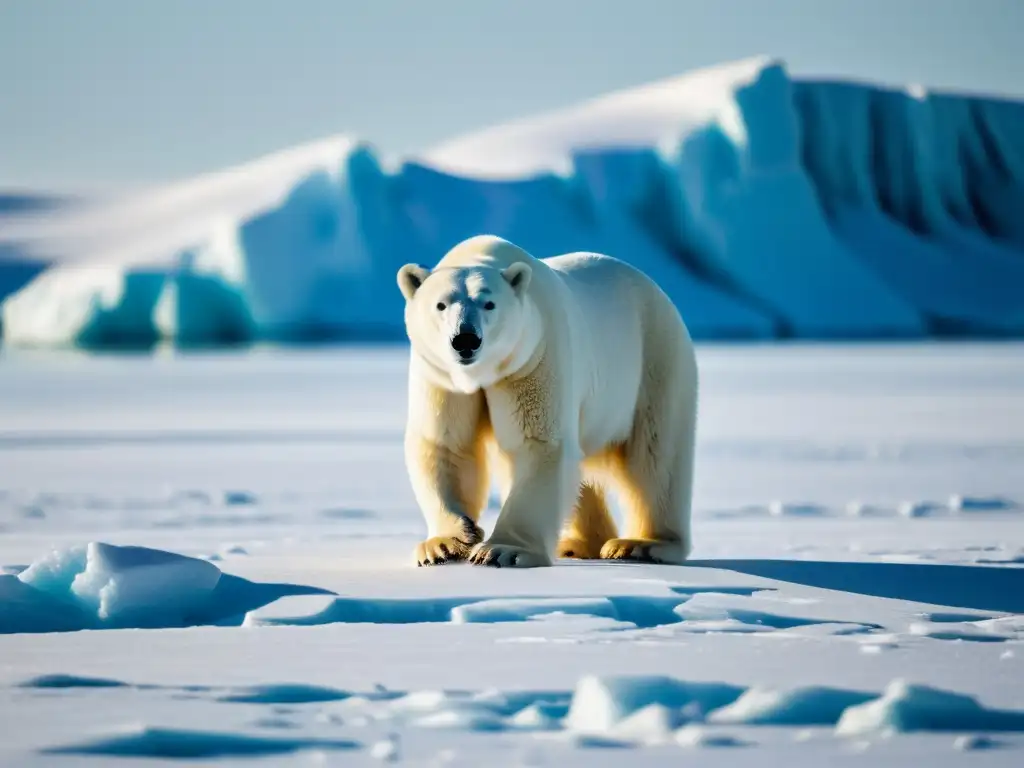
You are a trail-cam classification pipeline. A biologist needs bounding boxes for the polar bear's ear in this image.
[501,262,532,298]
[397,264,430,301]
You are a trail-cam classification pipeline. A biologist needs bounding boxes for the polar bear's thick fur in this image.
[397,235,698,568]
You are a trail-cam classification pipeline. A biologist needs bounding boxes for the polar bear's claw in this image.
[415,518,485,566]
[415,537,467,566]
[468,542,550,568]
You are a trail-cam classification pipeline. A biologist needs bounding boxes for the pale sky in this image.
[1,0,1021,190]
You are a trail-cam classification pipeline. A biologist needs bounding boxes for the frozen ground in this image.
[0,342,1023,766]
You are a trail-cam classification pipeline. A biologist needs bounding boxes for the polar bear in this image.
[397,235,698,568]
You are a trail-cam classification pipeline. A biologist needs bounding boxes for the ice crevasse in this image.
[2,56,1023,349]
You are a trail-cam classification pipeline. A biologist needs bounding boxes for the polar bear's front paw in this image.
[415,536,474,566]
[415,519,484,566]
[600,538,688,565]
[468,541,551,568]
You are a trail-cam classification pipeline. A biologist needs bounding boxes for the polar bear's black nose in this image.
[451,326,482,358]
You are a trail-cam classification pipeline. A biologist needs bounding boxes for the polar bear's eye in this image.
[436,302,446,311]
[483,301,495,310]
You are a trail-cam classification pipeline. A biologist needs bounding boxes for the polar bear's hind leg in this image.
[600,348,697,565]
[557,481,618,559]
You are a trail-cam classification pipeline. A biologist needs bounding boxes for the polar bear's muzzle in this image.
[451,323,482,364]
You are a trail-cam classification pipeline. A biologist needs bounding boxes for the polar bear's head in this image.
[396,259,537,392]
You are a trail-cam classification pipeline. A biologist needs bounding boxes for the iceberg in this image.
[2,57,1022,348]
[662,63,924,338]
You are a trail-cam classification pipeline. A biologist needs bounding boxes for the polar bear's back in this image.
[542,251,687,341]
[540,251,694,452]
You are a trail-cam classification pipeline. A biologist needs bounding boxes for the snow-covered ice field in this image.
[1,341,1023,766]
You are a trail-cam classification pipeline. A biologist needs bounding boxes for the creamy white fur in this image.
[397,235,699,568]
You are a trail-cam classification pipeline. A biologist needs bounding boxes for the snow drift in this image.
[3,56,1023,348]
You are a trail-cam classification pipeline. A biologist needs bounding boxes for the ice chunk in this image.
[16,545,88,596]
[607,704,676,745]
[708,685,875,726]
[564,675,743,735]
[19,542,221,628]
[835,679,1024,736]
[4,543,327,634]
[507,704,559,731]
[69,542,221,626]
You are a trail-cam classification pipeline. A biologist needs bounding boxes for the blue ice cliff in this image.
[2,58,1023,348]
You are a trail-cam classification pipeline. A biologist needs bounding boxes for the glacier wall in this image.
[2,59,1023,349]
